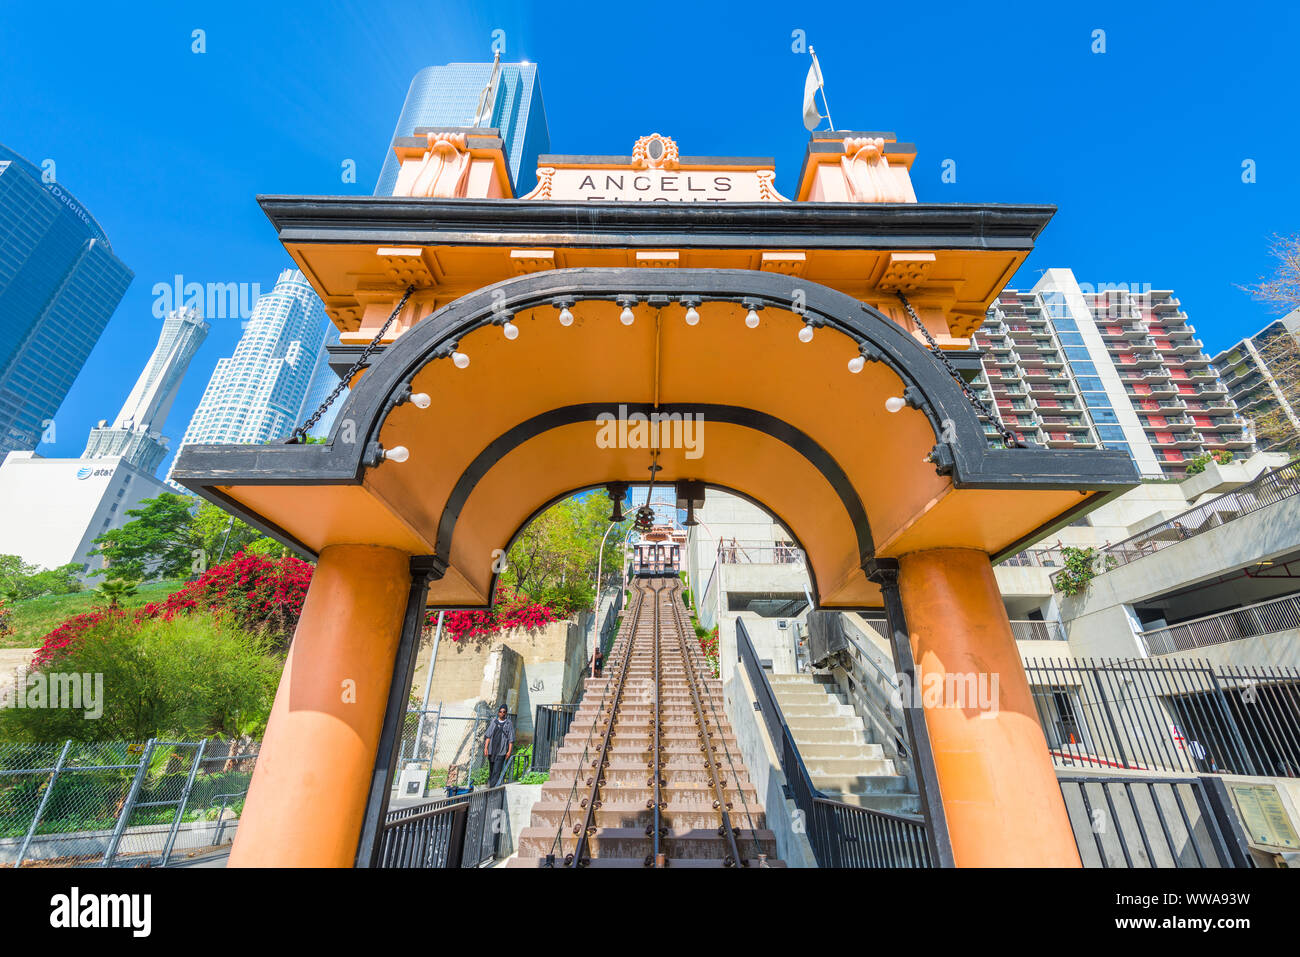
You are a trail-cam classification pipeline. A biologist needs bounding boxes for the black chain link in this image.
[287,284,416,443]
[895,291,1022,449]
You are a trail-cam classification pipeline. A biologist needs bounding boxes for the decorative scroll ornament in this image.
[407,132,472,198]
[841,136,910,203]
[756,170,790,202]
[528,166,556,200]
[632,133,680,170]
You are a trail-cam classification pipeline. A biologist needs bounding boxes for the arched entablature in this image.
[173,268,1136,609]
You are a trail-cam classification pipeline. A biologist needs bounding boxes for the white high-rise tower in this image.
[165,269,329,489]
[83,306,210,474]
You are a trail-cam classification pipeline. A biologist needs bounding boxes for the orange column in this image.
[229,544,411,867]
[897,547,1081,867]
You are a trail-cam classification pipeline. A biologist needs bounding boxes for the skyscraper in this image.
[1212,309,1300,455]
[0,307,206,577]
[165,269,329,488]
[971,269,1252,476]
[0,143,133,457]
[82,307,209,474]
[374,59,549,196]
[297,337,345,440]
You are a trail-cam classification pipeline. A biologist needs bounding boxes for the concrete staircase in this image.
[512,581,782,867]
[767,673,920,817]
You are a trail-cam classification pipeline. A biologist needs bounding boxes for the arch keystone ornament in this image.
[174,116,1139,868]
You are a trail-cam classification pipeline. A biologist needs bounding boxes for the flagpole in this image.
[810,46,835,131]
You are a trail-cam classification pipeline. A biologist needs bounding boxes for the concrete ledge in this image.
[723,666,817,867]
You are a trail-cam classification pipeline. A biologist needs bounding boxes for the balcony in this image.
[1134,352,1164,367]
[1010,620,1067,642]
[1097,459,1300,571]
[1138,592,1300,656]
[1173,338,1205,353]
[1123,324,1150,338]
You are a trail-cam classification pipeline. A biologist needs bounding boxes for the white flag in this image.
[802,60,824,131]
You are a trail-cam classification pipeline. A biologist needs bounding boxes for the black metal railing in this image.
[531,704,579,773]
[1026,656,1300,778]
[376,801,468,868]
[737,618,933,867]
[1058,774,1252,868]
[378,783,511,868]
[1093,458,1300,572]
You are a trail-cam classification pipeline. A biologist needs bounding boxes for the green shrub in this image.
[1185,450,1233,476]
[0,615,279,743]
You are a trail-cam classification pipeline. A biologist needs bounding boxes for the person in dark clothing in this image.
[591,646,604,678]
[484,705,515,787]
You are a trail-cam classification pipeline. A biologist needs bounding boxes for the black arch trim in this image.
[435,402,873,566]
[474,481,824,611]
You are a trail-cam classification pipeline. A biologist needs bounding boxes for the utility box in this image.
[397,763,428,799]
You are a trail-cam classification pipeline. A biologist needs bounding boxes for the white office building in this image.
[165,269,329,488]
[0,307,207,576]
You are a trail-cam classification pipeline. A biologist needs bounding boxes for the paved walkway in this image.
[0,649,35,706]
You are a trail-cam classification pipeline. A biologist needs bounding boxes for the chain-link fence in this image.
[0,738,259,868]
[392,706,543,800]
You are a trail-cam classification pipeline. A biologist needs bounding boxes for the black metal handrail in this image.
[736,618,933,867]
[532,704,580,772]
[376,801,468,868]
[1093,458,1300,572]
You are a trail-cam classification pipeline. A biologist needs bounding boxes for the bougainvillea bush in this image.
[31,552,313,668]
[699,626,720,677]
[135,551,313,650]
[435,587,560,643]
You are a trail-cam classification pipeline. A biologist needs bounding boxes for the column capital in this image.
[409,554,448,583]
[862,556,900,587]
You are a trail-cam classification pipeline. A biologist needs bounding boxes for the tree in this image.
[89,493,197,581]
[89,493,280,582]
[0,554,39,600]
[96,578,138,608]
[193,500,281,564]
[500,491,629,610]
[1241,234,1300,453]
[0,554,82,600]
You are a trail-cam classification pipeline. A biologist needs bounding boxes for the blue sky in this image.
[2,0,1296,468]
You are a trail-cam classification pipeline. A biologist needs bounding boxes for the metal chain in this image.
[287,284,416,443]
[895,291,1022,449]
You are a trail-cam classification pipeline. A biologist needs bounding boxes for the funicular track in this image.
[514,578,781,867]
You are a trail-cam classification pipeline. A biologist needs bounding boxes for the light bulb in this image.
[745,309,760,328]
[684,306,700,326]
[848,355,866,374]
[885,396,906,413]
[410,392,431,409]
[798,324,814,343]
[620,306,635,325]
[452,351,470,369]
[384,445,410,463]
[502,320,519,340]
[558,306,574,326]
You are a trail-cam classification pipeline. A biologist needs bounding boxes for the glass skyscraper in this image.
[0,143,133,457]
[374,60,550,197]
[165,269,329,488]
